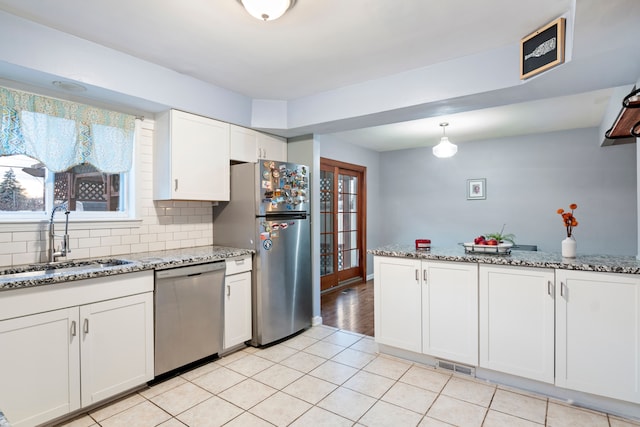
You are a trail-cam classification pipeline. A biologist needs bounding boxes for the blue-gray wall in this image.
[320,127,637,258]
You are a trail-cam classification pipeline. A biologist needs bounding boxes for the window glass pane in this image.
[321,254,334,276]
[0,155,45,212]
[54,164,125,212]
[321,212,333,233]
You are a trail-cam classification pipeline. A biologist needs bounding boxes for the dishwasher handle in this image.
[155,261,225,279]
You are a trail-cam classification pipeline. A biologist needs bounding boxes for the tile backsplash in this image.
[0,120,214,268]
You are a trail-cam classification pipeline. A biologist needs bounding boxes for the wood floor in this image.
[320,279,374,337]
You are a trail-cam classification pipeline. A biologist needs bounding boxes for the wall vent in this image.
[436,360,475,377]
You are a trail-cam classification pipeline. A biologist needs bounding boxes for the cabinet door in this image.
[230,125,258,163]
[0,308,80,427]
[374,256,422,352]
[80,292,154,406]
[479,266,555,383]
[257,133,287,162]
[224,271,253,350]
[422,261,478,365]
[556,270,640,403]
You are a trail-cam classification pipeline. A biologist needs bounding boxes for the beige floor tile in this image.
[176,395,243,426]
[253,344,299,363]
[399,365,451,393]
[349,337,379,354]
[322,330,363,347]
[302,325,338,340]
[223,411,275,427]
[289,406,353,427]
[418,416,456,426]
[280,334,318,350]
[280,351,327,373]
[139,376,188,399]
[180,361,221,381]
[215,349,250,366]
[252,363,305,389]
[191,366,246,394]
[157,419,187,427]
[342,370,395,399]
[225,354,275,377]
[317,387,376,421]
[309,360,359,385]
[483,410,543,427]
[218,378,277,410]
[610,415,640,427]
[441,376,495,407]
[427,395,487,427]
[303,340,347,359]
[359,400,423,427]
[56,415,97,427]
[282,374,338,404]
[89,393,146,421]
[150,382,213,416]
[362,355,412,380]
[490,388,547,424]
[382,381,438,414]
[331,347,377,369]
[546,402,609,427]
[249,391,312,426]
[99,401,171,427]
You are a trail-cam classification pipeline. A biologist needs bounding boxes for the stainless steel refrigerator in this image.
[213,160,312,346]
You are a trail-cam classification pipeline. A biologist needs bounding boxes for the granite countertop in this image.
[369,244,640,274]
[0,245,254,292]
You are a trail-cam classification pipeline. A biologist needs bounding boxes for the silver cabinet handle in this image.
[415,269,419,282]
[423,269,427,283]
[174,179,179,192]
[227,285,231,297]
[83,318,89,334]
[71,320,77,337]
[560,281,565,297]
[548,280,553,296]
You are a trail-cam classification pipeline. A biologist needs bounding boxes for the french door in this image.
[320,158,366,292]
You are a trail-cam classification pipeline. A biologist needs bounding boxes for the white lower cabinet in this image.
[479,265,555,383]
[374,256,478,365]
[555,269,640,404]
[0,271,154,427]
[224,256,253,350]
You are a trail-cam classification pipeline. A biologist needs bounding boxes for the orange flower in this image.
[557,204,578,238]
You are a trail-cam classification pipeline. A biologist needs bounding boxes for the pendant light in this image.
[432,122,458,158]
[239,0,296,21]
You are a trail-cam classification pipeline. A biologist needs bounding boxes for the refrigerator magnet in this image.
[260,232,269,240]
[262,180,272,190]
[263,239,273,250]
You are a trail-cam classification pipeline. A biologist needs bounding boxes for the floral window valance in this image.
[0,86,135,173]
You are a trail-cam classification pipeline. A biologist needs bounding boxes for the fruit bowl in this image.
[463,242,513,254]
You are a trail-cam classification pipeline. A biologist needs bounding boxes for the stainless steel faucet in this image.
[49,204,71,263]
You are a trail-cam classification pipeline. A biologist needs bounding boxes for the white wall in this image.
[0,121,214,267]
[317,135,382,276]
[377,128,637,255]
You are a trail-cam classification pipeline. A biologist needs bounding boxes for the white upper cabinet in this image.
[479,265,555,383]
[229,124,287,163]
[154,109,230,201]
[555,269,640,404]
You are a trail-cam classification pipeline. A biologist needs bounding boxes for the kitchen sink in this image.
[0,259,135,280]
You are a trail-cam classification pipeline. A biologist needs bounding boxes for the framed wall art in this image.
[467,178,486,200]
[520,17,565,80]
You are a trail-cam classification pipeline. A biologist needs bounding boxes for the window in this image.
[0,154,129,218]
[0,86,136,221]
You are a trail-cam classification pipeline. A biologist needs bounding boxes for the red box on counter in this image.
[415,239,431,250]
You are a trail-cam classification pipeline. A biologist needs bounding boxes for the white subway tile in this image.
[0,241,27,255]
[101,236,122,247]
[147,242,166,252]
[130,243,150,253]
[89,229,111,238]
[122,234,142,245]
[90,246,111,258]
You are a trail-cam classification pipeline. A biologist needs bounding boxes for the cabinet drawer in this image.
[226,256,252,275]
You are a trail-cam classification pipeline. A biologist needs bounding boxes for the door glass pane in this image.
[320,171,333,213]
[349,249,359,268]
[321,212,333,233]
[321,255,334,275]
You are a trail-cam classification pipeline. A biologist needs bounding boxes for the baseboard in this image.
[367,273,374,281]
[312,316,323,326]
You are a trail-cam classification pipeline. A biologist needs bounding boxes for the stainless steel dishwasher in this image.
[154,261,225,376]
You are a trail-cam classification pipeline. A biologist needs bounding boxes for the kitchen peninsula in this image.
[370,245,640,421]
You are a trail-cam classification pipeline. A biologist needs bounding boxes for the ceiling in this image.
[0,0,639,151]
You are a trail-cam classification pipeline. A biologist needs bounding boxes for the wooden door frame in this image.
[320,157,367,291]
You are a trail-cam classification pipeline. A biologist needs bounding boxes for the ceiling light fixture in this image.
[432,122,458,158]
[239,0,296,21]
[52,80,87,92]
